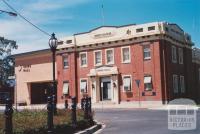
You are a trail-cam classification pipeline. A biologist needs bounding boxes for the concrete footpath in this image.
[0,103,199,111]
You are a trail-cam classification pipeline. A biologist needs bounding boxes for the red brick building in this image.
[56,22,199,106]
[14,22,200,106]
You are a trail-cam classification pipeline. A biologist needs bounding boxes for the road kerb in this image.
[75,120,102,134]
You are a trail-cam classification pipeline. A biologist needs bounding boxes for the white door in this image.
[107,83,111,100]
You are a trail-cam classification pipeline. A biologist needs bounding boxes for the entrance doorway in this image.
[30,82,51,104]
[100,77,111,101]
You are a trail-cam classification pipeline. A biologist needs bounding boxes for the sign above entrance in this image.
[88,66,118,77]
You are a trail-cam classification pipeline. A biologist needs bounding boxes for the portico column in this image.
[90,76,97,103]
[112,74,119,104]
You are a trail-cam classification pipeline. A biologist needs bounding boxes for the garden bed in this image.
[0,109,94,134]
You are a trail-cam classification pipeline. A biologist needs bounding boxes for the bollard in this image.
[81,98,84,110]
[64,99,68,109]
[47,96,54,133]
[88,97,92,118]
[88,97,92,113]
[4,97,13,134]
[71,97,77,128]
[84,97,89,120]
[52,94,57,115]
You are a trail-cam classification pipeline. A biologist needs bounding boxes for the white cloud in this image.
[28,0,91,11]
[0,0,91,54]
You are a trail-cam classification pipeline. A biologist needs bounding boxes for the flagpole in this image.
[101,4,105,25]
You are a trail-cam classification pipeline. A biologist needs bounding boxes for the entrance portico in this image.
[88,66,119,104]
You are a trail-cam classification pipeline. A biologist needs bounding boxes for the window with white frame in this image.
[80,79,87,93]
[143,45,151,60]
[136,28,143,33]
[144,76,153,91]
[122,47,130,63]
[63,82,69,95]
[173,75,178,93]
[63,56,69,68]
[148,26,155,31]
[80,52,87,67]
[123,75,131,91]
[178,48,183,64]
[106,49,114,64]
[66,40,72,44]
[94,51,102,66]
[172,46,177,63]
[180,76,185,93]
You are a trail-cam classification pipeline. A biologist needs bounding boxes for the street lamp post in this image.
[49,33,58,115]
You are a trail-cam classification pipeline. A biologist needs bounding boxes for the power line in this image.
[2,0,51,37]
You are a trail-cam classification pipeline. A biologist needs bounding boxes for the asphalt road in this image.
[94,109,200,134]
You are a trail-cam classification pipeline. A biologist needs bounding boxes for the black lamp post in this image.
[49,33,58,115]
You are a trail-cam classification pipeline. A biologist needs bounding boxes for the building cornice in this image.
[57,34,192,55]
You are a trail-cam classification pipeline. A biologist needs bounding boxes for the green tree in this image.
[0,37,17,88]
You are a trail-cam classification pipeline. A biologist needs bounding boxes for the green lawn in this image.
[0,109,94,134]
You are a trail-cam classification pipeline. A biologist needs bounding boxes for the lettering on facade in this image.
[93,32,113,39]
[96,68,111,72]
[126,29,131,35]
[18,65,31,72]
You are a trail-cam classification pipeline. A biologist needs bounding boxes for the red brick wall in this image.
[15,54,52,66]
[57,52,78,103]
[191,63,200,103]
[56,41,165,103]
[159,40,195,102]
[56,40,200,104]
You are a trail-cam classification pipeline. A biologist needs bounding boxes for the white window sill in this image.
[122,61,131,64]
[94,63,102,67]
[63,66,69,69]
[144,57,151,60]
[106,62,114,65]
[80,65,87,68]
[123,89,132,92]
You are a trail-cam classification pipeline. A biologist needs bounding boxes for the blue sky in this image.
[0,0,199,54]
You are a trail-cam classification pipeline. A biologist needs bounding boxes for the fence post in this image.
[88,97,92,118]
[71,96,77,128]
[47,96,53,133]
[64,99,68,109]
[52,94,57,115]
[81,98,84,110]
[84,97,89,120]
[4,97,13,134]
